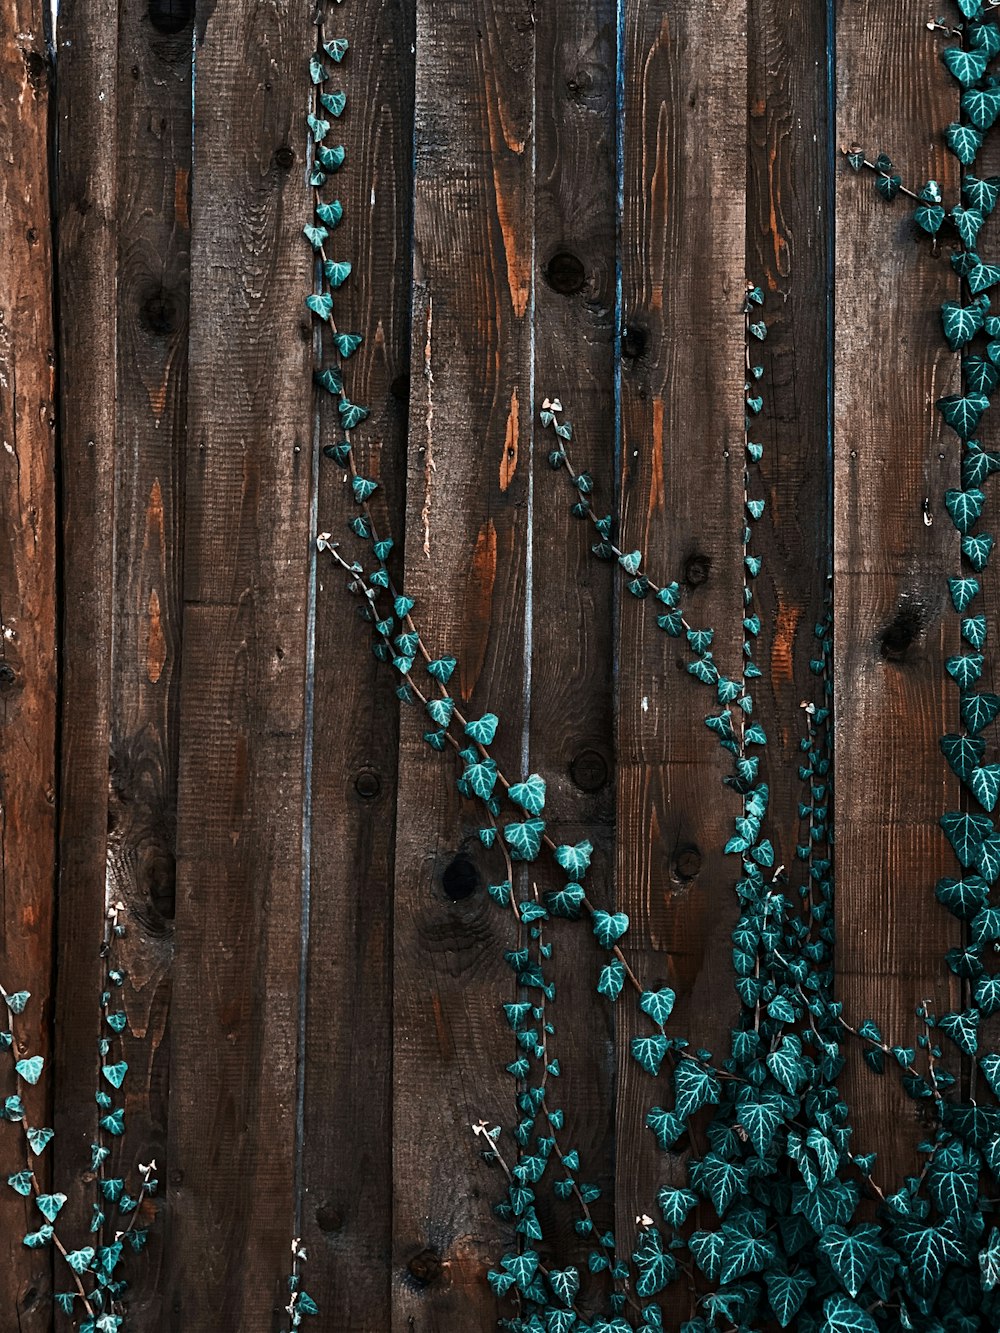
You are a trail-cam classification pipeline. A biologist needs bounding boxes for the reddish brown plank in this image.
[301,0,414,1325]
[615,0,748,1305]
[0,7,57,1324]
[166,2,315,1325]
[834,0,961,1190]
[391,0,535,1327]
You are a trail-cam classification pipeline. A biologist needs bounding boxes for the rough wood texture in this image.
[105,2,193,1319]
[166,3,314,1326]
[614,0,748,1302]
[0,6,57,1324]
[53,0,120,1254]
[392,1,535,1326]
[301,0,414,1326]
[834,0,961,1191]
[529,0,618,1310]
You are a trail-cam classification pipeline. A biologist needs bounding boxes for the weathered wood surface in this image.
[3,0,982,1328]
[0,5,57,1325]
[834,0,961,1191]
[615,3,747,1314]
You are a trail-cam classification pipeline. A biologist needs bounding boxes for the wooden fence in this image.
[0,0,967,1327]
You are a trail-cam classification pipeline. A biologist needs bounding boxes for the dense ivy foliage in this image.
[308,0,1000,1329]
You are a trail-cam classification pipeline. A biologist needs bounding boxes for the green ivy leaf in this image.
[546,882,584,918]
[464,713,498,745]
[36,1192,67,1223]
[963,85,1000,130]
[554,841,592,877]
[945,487,985,533]
[508,774,546,816]
[26,1127,53,1155]
[324,258,352,288]
[942,46,989,88]
[962,689,1000,733]
[306,292,333,322]
[65,1247,95,1275]
[640,988,675,1026]
[503,819,545,862]
[7,1171,32,1196]
[597,960,624,1001]
[941,810,993,866]
[630,1034,668,1076]
[14,1056,43,1085]
[821,1294,879,1333]
[320,90,347,118]
[946,121,984,164]
[765,1269,815,1328]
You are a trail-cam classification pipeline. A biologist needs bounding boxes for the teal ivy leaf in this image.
[971,17,1000,56]
[36,1192,67,1223]
[982,1225,1000,1290]
[315,367,342,395]
[736,1092,785,1156]
[946,121,984,164]
[427,657,456,685]
[508,774,546,816]
[592,910,628,949]
[946,653,984,689]
[334,332,363,358]
[689,1228,727,1280]
[316,199,343,227]
[302,223,328,250]
[945,487,985,533]
[976,973,1000,1013]
[306,292,333,322]
[546,882,584,918]
[307,113,330,142]
[478,827,496,849]
[26,1126,53,1155]
[339,401,370,430]
[15,1056,43,1085]
[915,198,945,234]
[674,1061,721,1120]
[964,85,1000,129]
[964,443,1000,485]
[65,1247,95,1274]
[965,174,1000,214]
[4,991,29,1014]
[962,690,1000,733]
[464,713,498,745]
[23,1225,53,1249]
[949,576,981,612]
[936,873,990,918]
[503,819,545,862]
[631,1033,668,1076]
[487,881,511,908]
[597,960,624,1001]
[939,1008,980,1054]
[819,1224,881,1299]
[942,301,986,350]
[718,1232,775,1285]
[320,90,347,117]
[619,550,642,575]
[640,988,675,1026]
[969,259,1000,294]
[324,258,352,288]
[99,1109,125,1137]
[351,476,377,503]
[963,533,995,571]
[764,1269,814,1328]
[464,761,497,801]
[7,1171,32,1196]
[323,37,349,62]
[647,1105,684,1150]
[963,614,988,649]
[971,764,1000,812]
[875,171,901,201]
[953,204,985,247]
[547,1266,580,1307]
[941,733,985,781]
[657,1185,698,1228]
[941,810,993,866]
[308,56,327,84]
[821,1293,879,1333]
[554,841,592,877]
[54,1294,76,1316]
[942,45,989,87]
[101,1062,128,1090]
[317,143,346,171]
[393,595,415,620]
[635,1248,677,1297]
[689,1150,744,1213]
[426,696,454,727]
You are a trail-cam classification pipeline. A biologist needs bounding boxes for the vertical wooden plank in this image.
[106,1,193,1320]
[615,0,747,1284]
[529,0,618,1305]
[53,0,120,1252]
[392,0,534,1326]
[166,3,314,1325]
[746,0,831,866]
[835,2,960,1188]
[0,8,57,1325]
[302,0,414,1325]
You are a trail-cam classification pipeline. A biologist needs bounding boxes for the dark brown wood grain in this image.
[166,3,314,1326]
[614,3,748,1308]
[834,0,961,1191]
[0,6,57,1324]
[104,3,193,1320]
[301,0,414,1326]
[529,0,618,1310]
[53,0,121,1263]
[392,1,535,1327]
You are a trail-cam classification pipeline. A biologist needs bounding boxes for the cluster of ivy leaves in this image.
[310,0,1000,1329]
[2,905,156,1330]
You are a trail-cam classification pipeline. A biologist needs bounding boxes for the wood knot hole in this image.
[442,853,480,902]
[544,251,587,296]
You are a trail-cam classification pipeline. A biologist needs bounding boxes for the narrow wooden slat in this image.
[302,0,414,1324]
[53,0,120,1254]
[615,0,748,1289]
[166,4,314,1325]
[0,8,57,1324]
[529,0,618,1305]
[392,1,534,1326]
[104,3,193,1319]
[746,0,831,866]
[834,1,960,1189]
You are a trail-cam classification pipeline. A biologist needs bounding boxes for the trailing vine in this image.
[301,0,1000,1330]
[2,903,156,1331]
